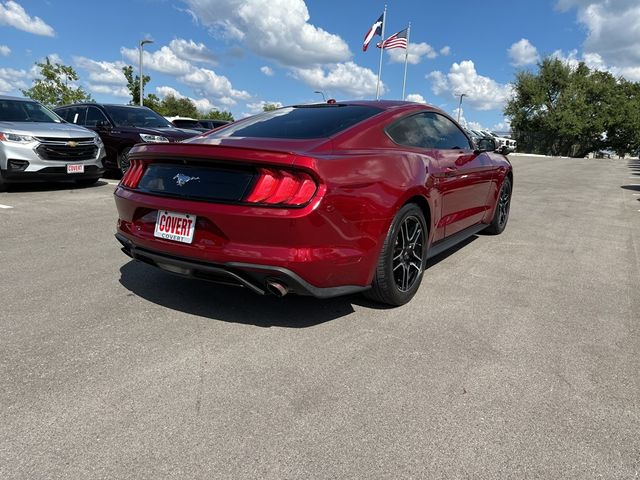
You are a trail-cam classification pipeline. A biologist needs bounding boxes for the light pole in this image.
[314,90,327,102]
[456,93,466,124]
[139,39,153,106]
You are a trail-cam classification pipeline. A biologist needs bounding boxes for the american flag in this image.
[363,13,384,52]
[377,28,408,49]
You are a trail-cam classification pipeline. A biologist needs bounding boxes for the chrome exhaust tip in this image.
[265,280,288,297]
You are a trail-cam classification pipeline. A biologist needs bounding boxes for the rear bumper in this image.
[116,233,369,298]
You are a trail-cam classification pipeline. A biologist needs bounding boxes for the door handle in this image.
[445,166,457,176]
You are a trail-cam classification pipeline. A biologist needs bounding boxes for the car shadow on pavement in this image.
[3,180,108,192]
[118,261,361,328]
[621,185,640,191]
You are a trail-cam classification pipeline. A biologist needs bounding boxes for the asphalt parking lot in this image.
[1,155,639,479]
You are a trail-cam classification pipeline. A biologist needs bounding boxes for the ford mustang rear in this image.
[114,101,512,305]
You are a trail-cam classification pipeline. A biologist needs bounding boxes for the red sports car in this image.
[114,101,512,306]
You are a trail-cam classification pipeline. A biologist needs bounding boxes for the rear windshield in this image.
[205,104,383,140]
[103,105,172,128]
[0,99,62,123]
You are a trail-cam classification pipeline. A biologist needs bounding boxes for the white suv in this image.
[0,95,106,191]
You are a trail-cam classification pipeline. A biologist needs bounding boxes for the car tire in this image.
[117,147,132,175]
[484,176,512,235]
[364,203,427,306]
[75,178,100,188]
[0,171,6,192]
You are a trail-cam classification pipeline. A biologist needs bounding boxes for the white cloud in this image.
[121,46,193,76]
[439,46,451,56]
[246,100,284,114]
[427,60,513,111]
[120,41,252,105]
[0,1,54,36]
[169,38,218,65]
[388,42,437,65]
[492,119,512,132]
[260,66,274,76]
[508,38,540,66]
[0,66,28,94]
[467,121,483,131]
[155,85,218,112]
[451,107,467,126]
[87,84,130,98]
[179,67,250,105]
[405,93,426,103]
[551,48,640,82]
[183,0,351,68]
[0,44,10,56]
[292,61,383,98]
[74,56,127,85]
[556,0,640,79]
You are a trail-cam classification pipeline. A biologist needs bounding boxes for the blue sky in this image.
[1,0,639,131]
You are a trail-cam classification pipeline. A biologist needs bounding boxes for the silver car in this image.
[0,95,106,191]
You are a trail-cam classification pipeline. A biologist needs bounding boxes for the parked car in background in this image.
[481,130,516,154]
[0,95,105,190]
[166,117,232,132]
[197,119,231,130]
[114,100,512,306]
[166,116,208,132]
[54,104,200,174]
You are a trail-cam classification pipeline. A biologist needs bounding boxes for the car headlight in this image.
[140,134,168,143]
[94,135,104,147]
[0,132,36,143]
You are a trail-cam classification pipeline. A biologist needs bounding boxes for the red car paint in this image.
[114,101,512,298]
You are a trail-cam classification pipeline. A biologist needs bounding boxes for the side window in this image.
[65,107,86,125]
[85,107,108,127]
[387,112,471,150]
[55,107,70,121]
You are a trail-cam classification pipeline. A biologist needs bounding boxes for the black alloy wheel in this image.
[484,177,512,235]
[365,203,428,306]
[118,147,132,175]
[392,215,425,292]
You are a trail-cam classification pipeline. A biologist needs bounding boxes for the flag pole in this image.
[402,23,411,100]
[376,4,387,100]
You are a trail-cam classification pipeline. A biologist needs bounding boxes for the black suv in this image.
[54,104,199,173]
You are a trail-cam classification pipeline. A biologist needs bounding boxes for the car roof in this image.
[0,95,39,102]
[55,103,150,109]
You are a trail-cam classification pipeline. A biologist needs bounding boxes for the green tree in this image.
[505,57,640,157]
[262,103,279,112]
[155,94,199,117]
[122,65,150,106]
[202,109,234,121]
[606,80,640,156]
[21,57,93,108]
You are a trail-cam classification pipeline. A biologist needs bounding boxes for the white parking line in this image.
[105,181,120,186]
[0,204,14,209]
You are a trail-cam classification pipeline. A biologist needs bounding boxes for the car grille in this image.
[34,138,98,161]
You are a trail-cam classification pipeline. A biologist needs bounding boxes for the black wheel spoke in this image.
[392,215,425,292]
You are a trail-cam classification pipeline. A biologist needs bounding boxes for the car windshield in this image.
[0,99,62,123]
[205,104,383,140]
[104,106,172,128]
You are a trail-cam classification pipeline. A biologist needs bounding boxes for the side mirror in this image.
[96,120,111,130]
[475,137,496,153]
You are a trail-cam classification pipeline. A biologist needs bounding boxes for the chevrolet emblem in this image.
[67,141,78,147]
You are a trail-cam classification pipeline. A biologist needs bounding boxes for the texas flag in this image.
[363,13,384,52]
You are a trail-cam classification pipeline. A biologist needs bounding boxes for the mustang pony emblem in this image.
[173,173,200,187]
